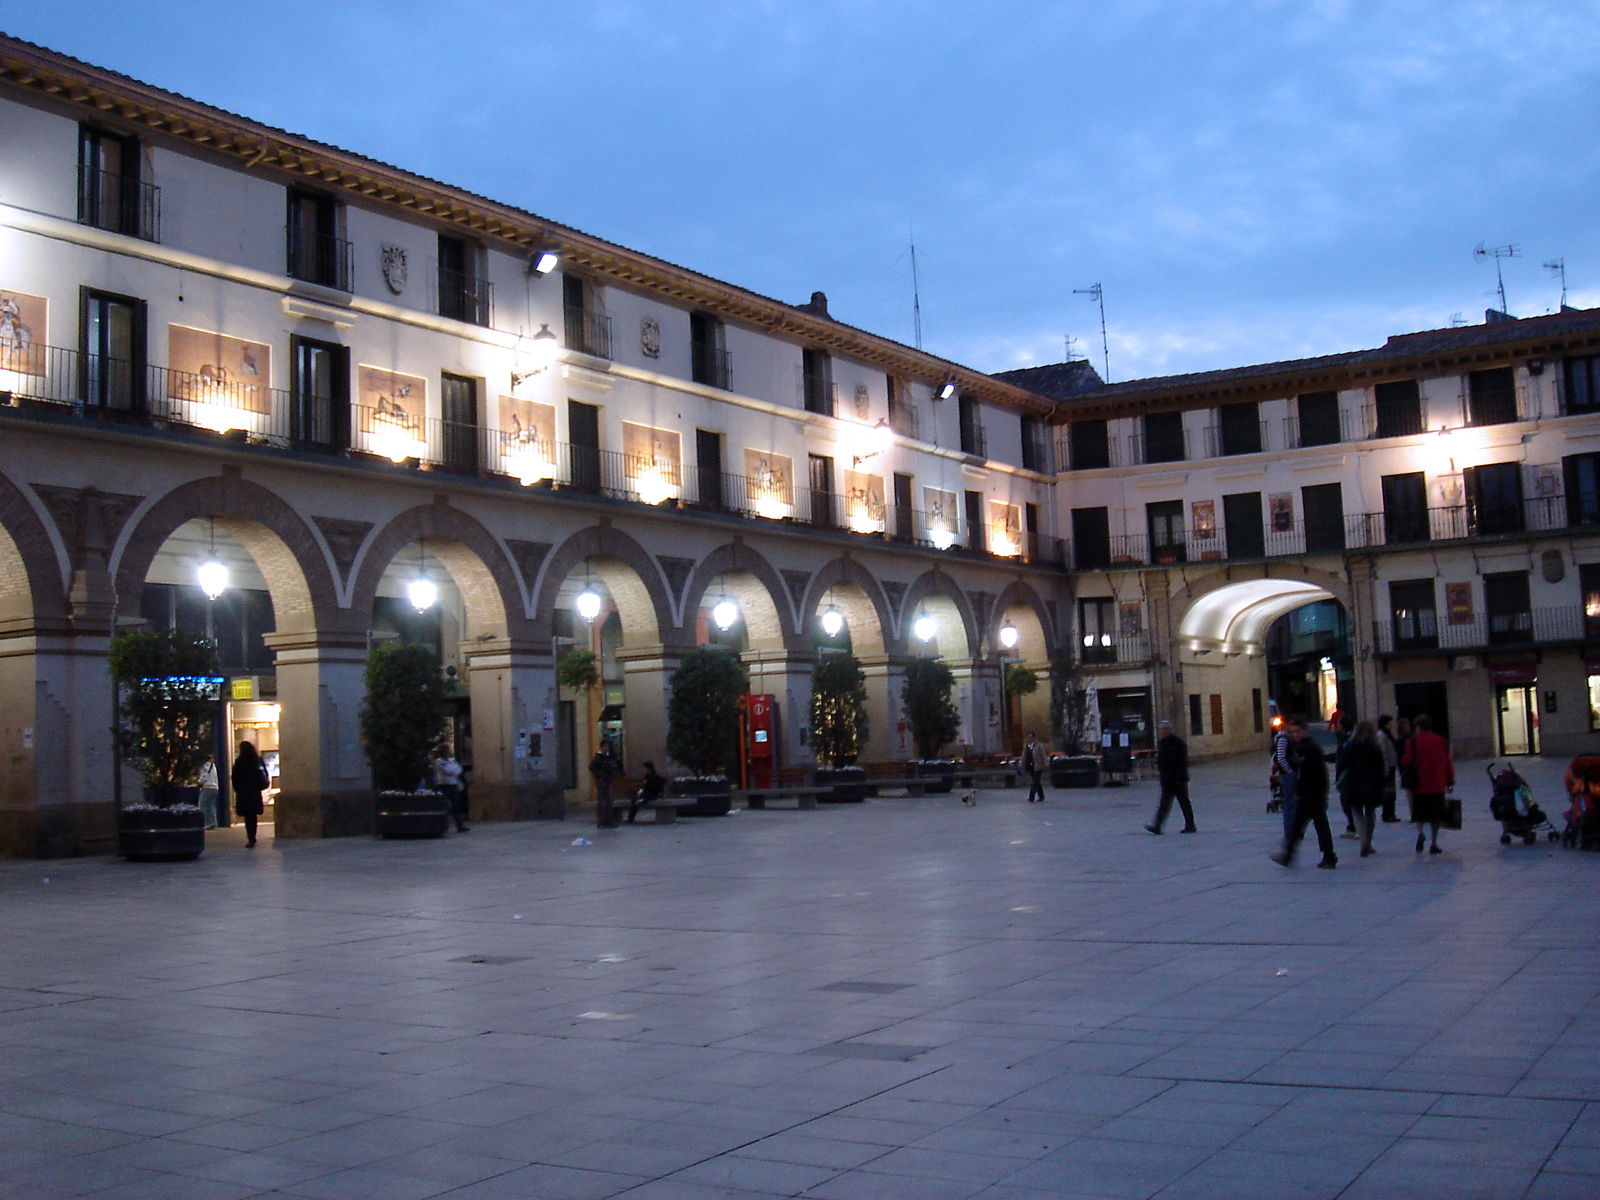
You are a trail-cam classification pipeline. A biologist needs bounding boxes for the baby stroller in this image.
[1487,763,1558,845]
[1562,755,1600,850]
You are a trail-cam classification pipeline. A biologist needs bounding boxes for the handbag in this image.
[1442,795,1463,831]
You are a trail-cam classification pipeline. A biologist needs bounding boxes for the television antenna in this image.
[893,226,924,350]
[1063,334,1081,361]
[1073,283,1109,382]
[1544,257,1568,308]
[1474,243,1518,314]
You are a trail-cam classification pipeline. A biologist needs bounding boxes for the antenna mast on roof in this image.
[1074,283,1109,382]
[910,238,923,351]
[1474,243,1518,314]
[1544,257,1568,308]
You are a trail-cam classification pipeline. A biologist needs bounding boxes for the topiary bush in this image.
[107,628,219,806]
[361,641,447,792]
[902,656,960,760]
[666,647,748,778]
[811,651,868,767]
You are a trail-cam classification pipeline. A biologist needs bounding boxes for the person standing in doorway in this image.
[1020,730,1050,803]
[434,751,467,832]
[589,739,620,829]
[230,741,268,848]
[1402,713,1455,854]
[197,754,219,830]
[1272,720,1336,869]
[1145,719,1196,834]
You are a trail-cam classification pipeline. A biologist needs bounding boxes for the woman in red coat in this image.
[1400,713,1454,854]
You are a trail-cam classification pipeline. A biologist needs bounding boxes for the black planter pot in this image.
[667,776,733,816]
[375,790,450,838]
[915,760,955,794]
[814,766,869,803]
[1050,755,1100,789]
[118,806,205,861]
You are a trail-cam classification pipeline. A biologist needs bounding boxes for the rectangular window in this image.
[1381,472,1429,544]
[1465,462,1525,536]
[1296,390,1341,447]
[958,394,986,457]
[568,400,600,493]
[438,234,490,326]
[1021,414,1051,472]
[1147,499,1186,563]
[696,428,724,509]
[1218,400,1262,456]
[892,472,914,541]
[80,288,146,414]
[1078,597,1115,664]
[286,188,348,290]
[964,489,985,553]
[1068,419,1110,470]
[1564,453,1600,528]
[78,124,157,240]
[440,372,479,474]
[1252,687,1264,733]
[1024,502,1041,562]
[1071,507,1110,570]
[1563,355,1600,415]
[290,335,349,452]
[1374,379,1423,438]
[1188,694,1204,737]
[1390,579,1438,649]
[1302,482,1345,553]
[1580,562,1600,640]
[1223,491,1264,559]
[808,454,835,527]
[564,275,612,358]
[690,312,729,389]
[1467,367,1518,427]
[1484,570,1532,645]
[802,349,832,415]
[1209,694,1224,736]
[886,375,917,438]
[1143,410,1185,463]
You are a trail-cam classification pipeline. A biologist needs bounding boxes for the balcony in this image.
[1202,419,1270,458]
[958,420,987,459]
[887,400,920,440]
[77,164,161,242]
[287,227,353,291]
[437,268,492,326]
[1372,606,1587,656]
[564,306,613,360]
[1075,634,1151,668]
[1283,406,1364,449]
[1126,428,1191,465]
[691,346,732,391]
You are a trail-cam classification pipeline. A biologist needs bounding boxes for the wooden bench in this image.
[731,785,830,811]
[955,768,1020,790]
[873,778,935,797]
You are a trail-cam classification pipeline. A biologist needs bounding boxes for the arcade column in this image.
[460,637,562,820]
[262,628,370,838]
[740,647,815,771]
[857,653,910,763]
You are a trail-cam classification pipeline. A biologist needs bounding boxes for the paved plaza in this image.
[2,751,1598,1200]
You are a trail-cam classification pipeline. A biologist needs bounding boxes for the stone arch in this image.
[684,542,794,653]
[534,524,670,646]
[348,503,530,641]
[112,474,337,632]
[989,579,1056,660]
[0,471,69,623]
[1173,563,1350,656]
[899,569,978,658]
[803,557,893,656]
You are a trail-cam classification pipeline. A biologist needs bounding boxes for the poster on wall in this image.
[1119,602,1144,637]
[744,449,793,515]
[1445,581,1475,625]
[167,326,272,413]
[842,469,886,530]
[923,487,958,545]
[1269,493,1294,532]
[0,289,46,377]
[1191,499,1216,540]
[496,395,556,483]
[357,366,427,461]
[990,501,1022,555]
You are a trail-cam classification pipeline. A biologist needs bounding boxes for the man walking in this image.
[1020,730,1050,803]
[1145,719,1196,834]
[1272,720,1337,869]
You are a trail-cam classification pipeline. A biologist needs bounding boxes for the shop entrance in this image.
[228,698,280,828]
[1496,685,1539,756]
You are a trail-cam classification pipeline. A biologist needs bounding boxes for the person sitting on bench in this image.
[627,761,667,824]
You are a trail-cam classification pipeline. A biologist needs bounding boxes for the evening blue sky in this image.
[7,1,1597,382]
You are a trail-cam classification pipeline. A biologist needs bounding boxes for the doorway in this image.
[1394,681,1450,740]
[1496,685,1539,756]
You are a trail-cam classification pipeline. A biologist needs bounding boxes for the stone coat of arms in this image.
[381,245,408,295]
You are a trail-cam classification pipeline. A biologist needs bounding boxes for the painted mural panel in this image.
[357,366,427,462]
[842,469,885,532]
[0,289,46,377]
[623,421,682,503]
[167,325,271,414]
[496,395,557,483]
[745,449,794,517]
[990,500,1022,556]
[923,487,957,547]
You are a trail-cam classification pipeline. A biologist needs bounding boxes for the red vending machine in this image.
[739,693,776,788]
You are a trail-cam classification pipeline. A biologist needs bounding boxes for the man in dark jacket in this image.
[1272,721,1337,869]
[1145,720,1196,834]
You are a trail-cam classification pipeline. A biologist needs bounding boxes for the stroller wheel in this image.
[1500,833,1511,845]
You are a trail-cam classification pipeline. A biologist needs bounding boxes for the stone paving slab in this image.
[1,750,1596,1199]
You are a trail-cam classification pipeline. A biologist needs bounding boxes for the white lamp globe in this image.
[575,588,602,623]
[407,576,438,612]
[712,599,738,631]
[820,606,844,637]
[197,559,229,600]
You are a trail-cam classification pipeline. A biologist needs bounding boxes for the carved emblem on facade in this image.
[380,245,408,295]
[854,384,870,419]
[640,317,661,358]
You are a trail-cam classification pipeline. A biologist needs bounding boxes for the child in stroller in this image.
[1488,763,1558,845]
[1562,755,1600,850]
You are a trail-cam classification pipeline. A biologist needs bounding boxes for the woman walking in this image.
[230,741,269,848]
[1401,714,1454,854]
[1343,721,1388,857]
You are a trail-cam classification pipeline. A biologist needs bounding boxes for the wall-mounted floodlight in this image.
[935,380,957,401]
[529,248,560,277]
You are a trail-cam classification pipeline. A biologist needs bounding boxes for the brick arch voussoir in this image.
[899,568,978,656]
[685,543,795,652]
[113,475,334,629]
[804,557,892,656]
[990,580,1057,654]
[0,471,68,616]
[534,526,671,646]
